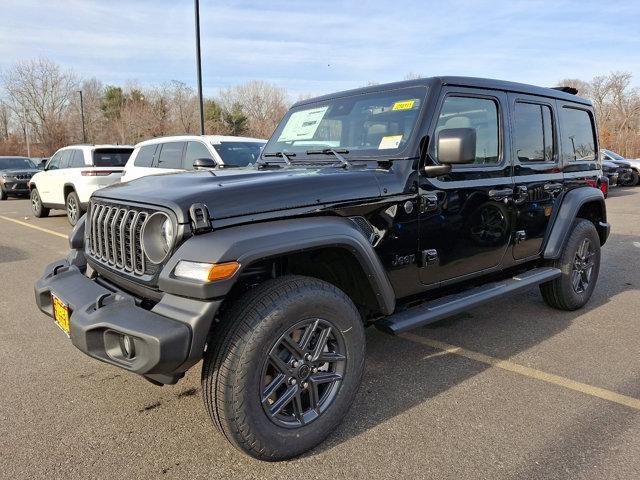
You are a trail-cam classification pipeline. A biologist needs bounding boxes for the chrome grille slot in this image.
[86,200,164,278]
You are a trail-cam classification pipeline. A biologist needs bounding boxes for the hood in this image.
[94,166,382,223]
[1,168,39,177]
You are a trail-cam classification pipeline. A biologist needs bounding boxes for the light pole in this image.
[78,90,87,143]
[194,0,205,135]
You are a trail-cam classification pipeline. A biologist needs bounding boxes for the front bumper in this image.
[35,256,221,384]
[1,180,30,194]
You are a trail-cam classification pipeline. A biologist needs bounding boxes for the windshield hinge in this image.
[189,203,212,234]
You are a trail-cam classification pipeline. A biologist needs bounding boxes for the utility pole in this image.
[194,0,205,135]
[78,90,87,143]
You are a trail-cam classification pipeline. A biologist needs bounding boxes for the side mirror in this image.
[437,128,476,165]
[192,157,216,169]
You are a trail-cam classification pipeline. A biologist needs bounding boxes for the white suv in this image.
[30,145,133,225]
[121,135,266,182]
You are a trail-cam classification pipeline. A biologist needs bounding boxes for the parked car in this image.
[600,160,619,188]
[121,135,266,182]
[29,145,133,225]
[0,156,39,200]
[600,149,639,186]
[35,77,609,460]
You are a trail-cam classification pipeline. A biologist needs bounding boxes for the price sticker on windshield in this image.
[392,100,415,111]
[379,135,403,149]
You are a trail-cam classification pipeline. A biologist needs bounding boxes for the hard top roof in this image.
[293,76,592,107]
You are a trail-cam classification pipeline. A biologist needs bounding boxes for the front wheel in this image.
[540,219,601,310]
[202,275,365,461]
[30,188,49,217]
[0,187,7,200]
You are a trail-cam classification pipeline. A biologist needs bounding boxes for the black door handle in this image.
[488,188,513,200]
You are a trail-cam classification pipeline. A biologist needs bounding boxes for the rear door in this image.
[418,87,515,285]
[508,93,563,259]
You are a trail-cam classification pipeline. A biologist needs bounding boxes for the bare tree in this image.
[2,58,78,153]
[219,80,289,138]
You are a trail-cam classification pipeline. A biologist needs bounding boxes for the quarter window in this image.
[156,142,185,169]
[560,107,596,162]
[184,141,214,169]
[433,96,499,165]
[513,102,554,162]
[134,145,157,167]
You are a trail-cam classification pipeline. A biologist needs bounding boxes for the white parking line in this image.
[0,215,67,239]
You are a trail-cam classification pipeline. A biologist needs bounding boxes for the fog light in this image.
[120,334,135,359]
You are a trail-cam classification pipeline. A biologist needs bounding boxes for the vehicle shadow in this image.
[308,231,638,458]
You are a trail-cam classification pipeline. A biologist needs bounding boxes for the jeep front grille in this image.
[87,201,155,276]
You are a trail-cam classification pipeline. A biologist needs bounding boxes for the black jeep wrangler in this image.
[35,77,609,460]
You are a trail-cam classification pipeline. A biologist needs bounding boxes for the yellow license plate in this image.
[52,293,71,337]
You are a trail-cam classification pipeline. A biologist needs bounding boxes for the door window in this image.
[513,102,554,162]
[560,107,596,162]
[46,152,62,170]
[68,150,86,168]
[432,96,499,165]
[58,150,73,169]
[134,145,157,167]
[184,141,214,169]
[156,142,185,169]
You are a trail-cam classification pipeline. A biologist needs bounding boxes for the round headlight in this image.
[141,212,175,264]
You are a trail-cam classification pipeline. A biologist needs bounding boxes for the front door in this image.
[508,93,562,259]
[419,87,514,285]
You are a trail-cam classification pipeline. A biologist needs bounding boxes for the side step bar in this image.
[376,267,561,335]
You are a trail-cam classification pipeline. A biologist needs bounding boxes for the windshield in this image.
[603,149,624,161]
[92,149,133,167]
[212,141,265,167]
[262,86,427,160]
[0,157,35,170]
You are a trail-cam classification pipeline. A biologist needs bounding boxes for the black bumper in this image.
[1,181,29,195]
[35,258,221,384]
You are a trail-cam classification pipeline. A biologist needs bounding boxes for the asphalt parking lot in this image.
[1,188,639,480]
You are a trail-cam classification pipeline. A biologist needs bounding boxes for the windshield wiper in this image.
[263,151,295,166]
[305,148,351,168]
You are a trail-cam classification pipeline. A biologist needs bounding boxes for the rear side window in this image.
[68,150,86,168]
[560,107,596,162]
[92,149,133,167]
[134,145,157,167]
[184,141,214,169]
[432,96,499,165]
[156,142,185,169]
[513,102,554,162]
[212,142,264,167]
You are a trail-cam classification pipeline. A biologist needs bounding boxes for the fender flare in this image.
[543,187,609,259]
[158,216,396,315]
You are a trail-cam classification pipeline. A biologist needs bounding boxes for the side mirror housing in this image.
[193,157,216,169]
[437,128,476,165]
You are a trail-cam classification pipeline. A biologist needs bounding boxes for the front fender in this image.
[158,216,396,315]
[543,187,608,259]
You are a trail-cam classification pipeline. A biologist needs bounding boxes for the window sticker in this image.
[378,135,403,149]
[277,106,329,142]
[392,100,415,111]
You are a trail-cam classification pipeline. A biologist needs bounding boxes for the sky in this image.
[1,0,638,98]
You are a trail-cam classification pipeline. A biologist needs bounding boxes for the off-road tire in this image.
[540,219,601,310]
[65,190,81,226]
[30,188,49,217]
[201,275,365,461]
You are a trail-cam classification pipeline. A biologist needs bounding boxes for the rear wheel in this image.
[30,188,49,217]
[201,275,365,461]
[540,219,601,310]
[65,190,81,226]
